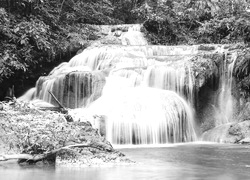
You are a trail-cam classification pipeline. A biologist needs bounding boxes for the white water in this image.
[201,50,238,143]
[19,24,203,145]
[18,87,36,101]
[2,144,250,180]
[120,24,148,45]
[216,51,238,125]
[88,77,197,144]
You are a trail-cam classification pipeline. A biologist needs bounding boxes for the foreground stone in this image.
[0,101,134,166]
[202,120,250,144]
[202,100,250,144]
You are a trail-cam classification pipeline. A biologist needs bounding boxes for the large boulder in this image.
[202,120,250,144]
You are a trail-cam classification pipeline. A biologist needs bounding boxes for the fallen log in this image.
[47,91,73,122]
[48,91,66,110]
[38,106,63,112]
[0,142,109,162]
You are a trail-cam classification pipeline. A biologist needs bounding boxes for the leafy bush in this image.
[0,8,53,84]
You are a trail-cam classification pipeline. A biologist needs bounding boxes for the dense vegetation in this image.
[0,0,250,100]
[0,0,122,99]
[138,0,250,45]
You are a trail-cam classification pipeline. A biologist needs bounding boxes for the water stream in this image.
[1,143,250,180]
[216,51,237,125]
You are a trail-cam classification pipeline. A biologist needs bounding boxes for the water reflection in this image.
[1,143,250,180]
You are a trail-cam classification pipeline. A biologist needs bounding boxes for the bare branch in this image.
[48,90,65,109]
[0,142,112,162]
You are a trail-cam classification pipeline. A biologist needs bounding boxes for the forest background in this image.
[0,0,250,100]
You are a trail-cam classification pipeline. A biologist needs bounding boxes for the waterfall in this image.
[216,52,237,125]
[19,24,198,145]
[18,87,36,101]
[21,45,198,108]
[120,24,148,45]
[34,70,106,108]
[89,77,197,144]
[68,45,197,102]
[201,50,238,143]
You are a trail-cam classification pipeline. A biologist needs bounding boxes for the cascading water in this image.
[88,77,197,144]
[34,68,106,108]
[25,45,198,109]
[19,24,199,145]
[120,24,148,45]
[215,51,238,125]
[201,50,238,143]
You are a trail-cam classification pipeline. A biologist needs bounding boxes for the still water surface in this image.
[1,143,250,180]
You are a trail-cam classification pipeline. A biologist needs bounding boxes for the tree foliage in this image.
[1,0,250,99]
[234,47,250,95]
[0,0,120,99]
[135,0,250,45]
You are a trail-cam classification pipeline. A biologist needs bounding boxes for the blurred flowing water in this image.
[17,24,238,144]
[19,25,199,145]
[1,143,250,180]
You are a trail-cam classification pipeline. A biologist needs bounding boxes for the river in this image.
[1,143,250,180]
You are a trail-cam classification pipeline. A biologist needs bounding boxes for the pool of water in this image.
[1,143,250,180]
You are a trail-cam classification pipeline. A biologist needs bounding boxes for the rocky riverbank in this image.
[0,101,134,167]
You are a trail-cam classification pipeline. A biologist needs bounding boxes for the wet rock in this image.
[99,35,123,45]
[111,26,129,33]
[0,103,3,110]
[202,123,238,143]
[237,102,250,122]
[202,120,250,143]
[229,123,243,136]
[239,138,250,144]
[88,34,100,40]
[114,30,122,37]
[64,114,74,122]
[56,147,134,167]
[191,53,221,89]
[231,121,250,138]
[198,45,216,51]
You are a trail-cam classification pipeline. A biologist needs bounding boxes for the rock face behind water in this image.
[35,71,106,108]
[237,102,250,122]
